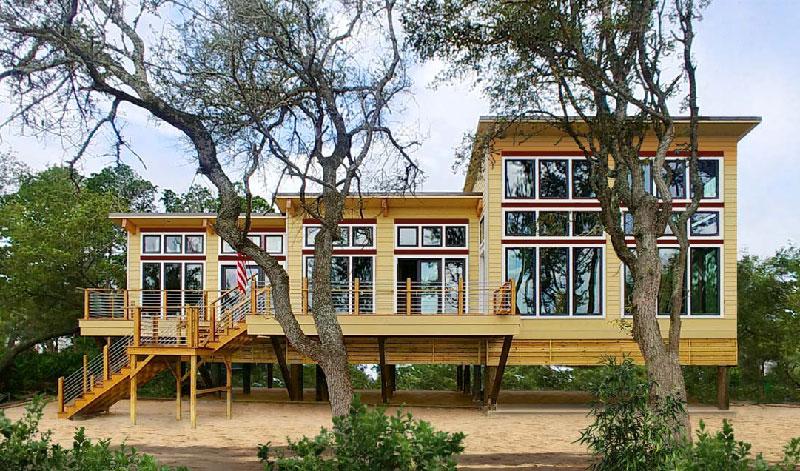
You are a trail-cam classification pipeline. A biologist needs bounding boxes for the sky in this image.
[2,0,798,258]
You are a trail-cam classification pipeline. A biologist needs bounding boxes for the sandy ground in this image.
[4,392,800,470]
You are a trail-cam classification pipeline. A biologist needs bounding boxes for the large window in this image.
[396,257,466,314]
[539,160,568,199]
[304,225,375,248]
[696,160,720,199]
[505,210,602,237]
[571,160,596,198]
[141,262,204,315]
[222,233,284,254]
[142,233,205,255]
[505,211,536,236]
[505,247,603,316]
[304,255,374,313]
[396,224,468,248]
[623,246,720,316]
[505,159,536,198]
[659,160,686,199]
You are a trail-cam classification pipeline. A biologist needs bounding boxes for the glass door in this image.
[397,259,442,314]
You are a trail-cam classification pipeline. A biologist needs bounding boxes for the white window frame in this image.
[501,245,606,319]
[301,254,376,314]
[392,254,469,314]
[141,233,206,256]
[502,208,604,239]
[393,224,469,250]
[303,223,377,249]
[139,260,207,307]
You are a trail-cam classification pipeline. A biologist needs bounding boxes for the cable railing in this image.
[58,336,133,413]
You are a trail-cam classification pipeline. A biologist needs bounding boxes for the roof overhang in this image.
[109,213,285,231]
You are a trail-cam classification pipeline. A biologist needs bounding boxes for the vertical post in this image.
[250,284,257,316]
[89,374,95,392]
[354,278,360,315]
[315,365,326,402]
[405,278,412,316]
[290,364,304,401]
[161,290,167,319]
[388,364,396,397]
[123,290,129,320]
[489,335,513,406]
[133,308,141,347]
[302,278,309,315]
[209,304,216,343]
[203,291,209,321]
[509,279,516,315]
[225,358,232,419]
[82,355,88,393]
[717,366,730,410]
[175,360,182,421]
[463,364,472,394]
[103,344,109,381]
[242,363,252,395]
[57,377,64,413]
[457,276,464,315]
[265,286,272,316]
[471,365,482,401]
[84,290,90,320]
[130,355,137,425]
[378,337,389,404]
[266,363,274,388]
[190,355,197,428]
[483,366,497,404]
[456,366,463,391]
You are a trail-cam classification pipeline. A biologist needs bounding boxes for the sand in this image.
[4,394,800,470]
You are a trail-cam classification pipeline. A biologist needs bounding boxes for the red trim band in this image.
[502,239,606,245]
[303,218,377,224]
[140,228,207,233]
[218,254,286,261]
[393,218,470,224]
[301,248,378,255]
[141,255,207,261]
[501,150,724,157]
[501,201,724,209]
[394,249,470,255]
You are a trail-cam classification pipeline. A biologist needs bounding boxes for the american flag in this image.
[236,252,248,293]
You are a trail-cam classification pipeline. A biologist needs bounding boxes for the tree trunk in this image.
[631,235,690,434]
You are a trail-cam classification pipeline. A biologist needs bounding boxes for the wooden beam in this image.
[190,355,197,429]
[381,198,389,217]
[378,337,389,404]
[225,357,232,419]
[456,366,463,391]
[266,363,274,388]
[57,377,64,414]
[463,364,471,394]
[471,365,481,401]
[270,337,294,400]
[315,365,329,402]
[717,366,730,410]
[175,360,182,421]
[290,364,304,401]
[388,364,396,397]
[130,355,138,425]
[476,198,484,217]
[489,335,513,406]
[242,363,252,395]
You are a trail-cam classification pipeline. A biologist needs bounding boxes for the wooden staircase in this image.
[58,282,265,420]
[59,355,165,419]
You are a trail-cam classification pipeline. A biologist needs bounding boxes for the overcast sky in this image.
[2,0,798,258]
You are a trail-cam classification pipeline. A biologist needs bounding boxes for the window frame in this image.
[538,158,570,200]
[393,254,469,314]
[142,233,205,255]
[139,260,206,309]
[421,226,444,247]
[504,158,537,199]
[303,254,376,314]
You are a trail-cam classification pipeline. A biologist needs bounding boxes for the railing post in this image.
[265,286,272,316]
[405,278,412,316]
[161,290,167,319]
[457,276,464,316]
[123,290,129,320]
[103,344,109,380]
[509,279,516,315]
[57,377,64,413]
[251,285,257,316]
[133,307,141,347]
[354,278,360,315]
[302,277,309,315]
[82,355,88,394]
[84,290,90,320]
[89,374,95,392]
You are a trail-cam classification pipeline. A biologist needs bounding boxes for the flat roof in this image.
[274,192,482,198]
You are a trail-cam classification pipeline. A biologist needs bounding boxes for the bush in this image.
[258,398,465,470]
[577,357,686,470]
[0,397,184,470]
[669,419,800,471]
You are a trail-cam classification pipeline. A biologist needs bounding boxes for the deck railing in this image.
[58,336,133,412]
[84,279,519,320]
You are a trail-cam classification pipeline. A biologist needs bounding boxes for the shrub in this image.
[577,357,686,470]
[258,398,465,470]
[0,396,184,470]
[669,419,800,471]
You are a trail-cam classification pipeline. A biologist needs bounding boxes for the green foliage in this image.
[669,420,800,471]
[0,397,184,470]
[3,338,99,396]
[578,357,685,471]
[161,183,273,213]
[259,399,465,470]
[84,164,158,213]
[397,364,456,390]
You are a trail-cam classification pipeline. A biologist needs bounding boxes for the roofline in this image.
[109,212,285,218]
[274,192,483,198]
[478,115,763,123]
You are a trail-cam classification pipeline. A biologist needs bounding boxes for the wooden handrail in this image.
[83,290,90,320]
[82,355,88,393]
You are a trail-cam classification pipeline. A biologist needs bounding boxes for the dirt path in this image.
[4,399,800,469]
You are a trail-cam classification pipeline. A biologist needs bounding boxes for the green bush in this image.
[577,357,686,470]
[669,419,800,471]
[258,398,464,470]
[0,397,184,470]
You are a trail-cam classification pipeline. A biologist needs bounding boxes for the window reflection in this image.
[573,248,602,315]
[539,159,568,199]
[505,160,535,198]
[540,247,569,315]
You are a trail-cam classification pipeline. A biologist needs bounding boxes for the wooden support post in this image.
[242,363,252,395]
[130,355,138,425]
[489,335,513,406]
[388,364,396,397]
[103,344,109,381]
[190,355,197,428]
[471,365,481,401]
[266,363,274,388]
[405,278,412,315]
[225,358,232,419]
[457,276,464,315]
[123,290,129,320]
[483,366,497,404]
[354,278,360,315]
[89,374,95,392]
[456,366,463,391]
[290,364,304,401]
[509,279,516,315]
[84,289,90,319]
[315,365,329,402]
[251,285,257,315]
[717,366,730,410]
[82,355,88,393]
[133,308,141,347]
[378,337,389,404]
[56,377,64,413]
[270,337,293,400]
[175,360,182,421]
[463,364,471,394]
[161,290,167,319]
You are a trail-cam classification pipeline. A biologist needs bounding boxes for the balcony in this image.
[81,279,521,338]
